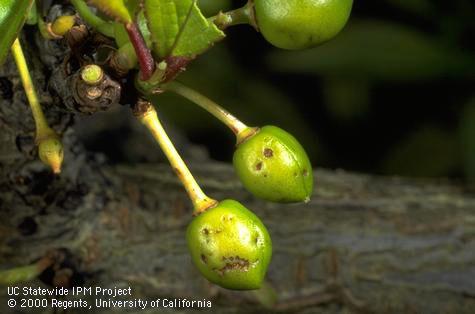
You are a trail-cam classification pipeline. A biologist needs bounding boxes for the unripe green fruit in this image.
[38,136,64,174]
[186,200,272,290]
[233,126,313,203]
[254,0,353,50]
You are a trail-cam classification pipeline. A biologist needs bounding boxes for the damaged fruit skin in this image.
[186,199,272,290]
[233,126,313,203]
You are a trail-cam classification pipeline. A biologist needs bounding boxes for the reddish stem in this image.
[125,22,155,80]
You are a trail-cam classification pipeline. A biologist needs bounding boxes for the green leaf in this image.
[0,0,34,65]
[87,0,132,23]
[144,0,225,58]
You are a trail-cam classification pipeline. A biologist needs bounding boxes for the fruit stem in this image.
[134,100,218,215]
[210,1,258,30]
[125,22,156,81]
[11,38,63,174]
[11,39,48,133]
[165,81,257,144]
[70,0,114,37]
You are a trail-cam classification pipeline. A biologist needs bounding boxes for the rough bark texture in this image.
[0,31,475,314]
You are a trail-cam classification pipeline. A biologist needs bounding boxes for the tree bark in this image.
[0,32,474,314]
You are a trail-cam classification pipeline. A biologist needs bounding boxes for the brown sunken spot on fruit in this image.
[302,169,309,177]
[201,254,207,264]
[264,148,273,158]
[215,256,250,276]
[202,228,209,235]
[255,162,263,171]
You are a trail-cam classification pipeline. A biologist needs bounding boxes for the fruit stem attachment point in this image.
[133,100,218,215]
[210,1,258,30]
[236,126,260,145]
[165,81,250,141]
[80,64,104,85]
[11,38,64,174]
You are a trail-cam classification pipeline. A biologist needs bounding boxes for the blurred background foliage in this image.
[80,0,475,181]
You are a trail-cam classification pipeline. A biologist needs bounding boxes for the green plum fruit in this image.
[233,126,313,203]
[254,0,353,49]
[186,199,272,290]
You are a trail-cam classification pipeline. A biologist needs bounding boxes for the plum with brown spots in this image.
[186,200,272,290]
[233,126,313,203]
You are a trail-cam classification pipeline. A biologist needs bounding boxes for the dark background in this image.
[80,0,475,181]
